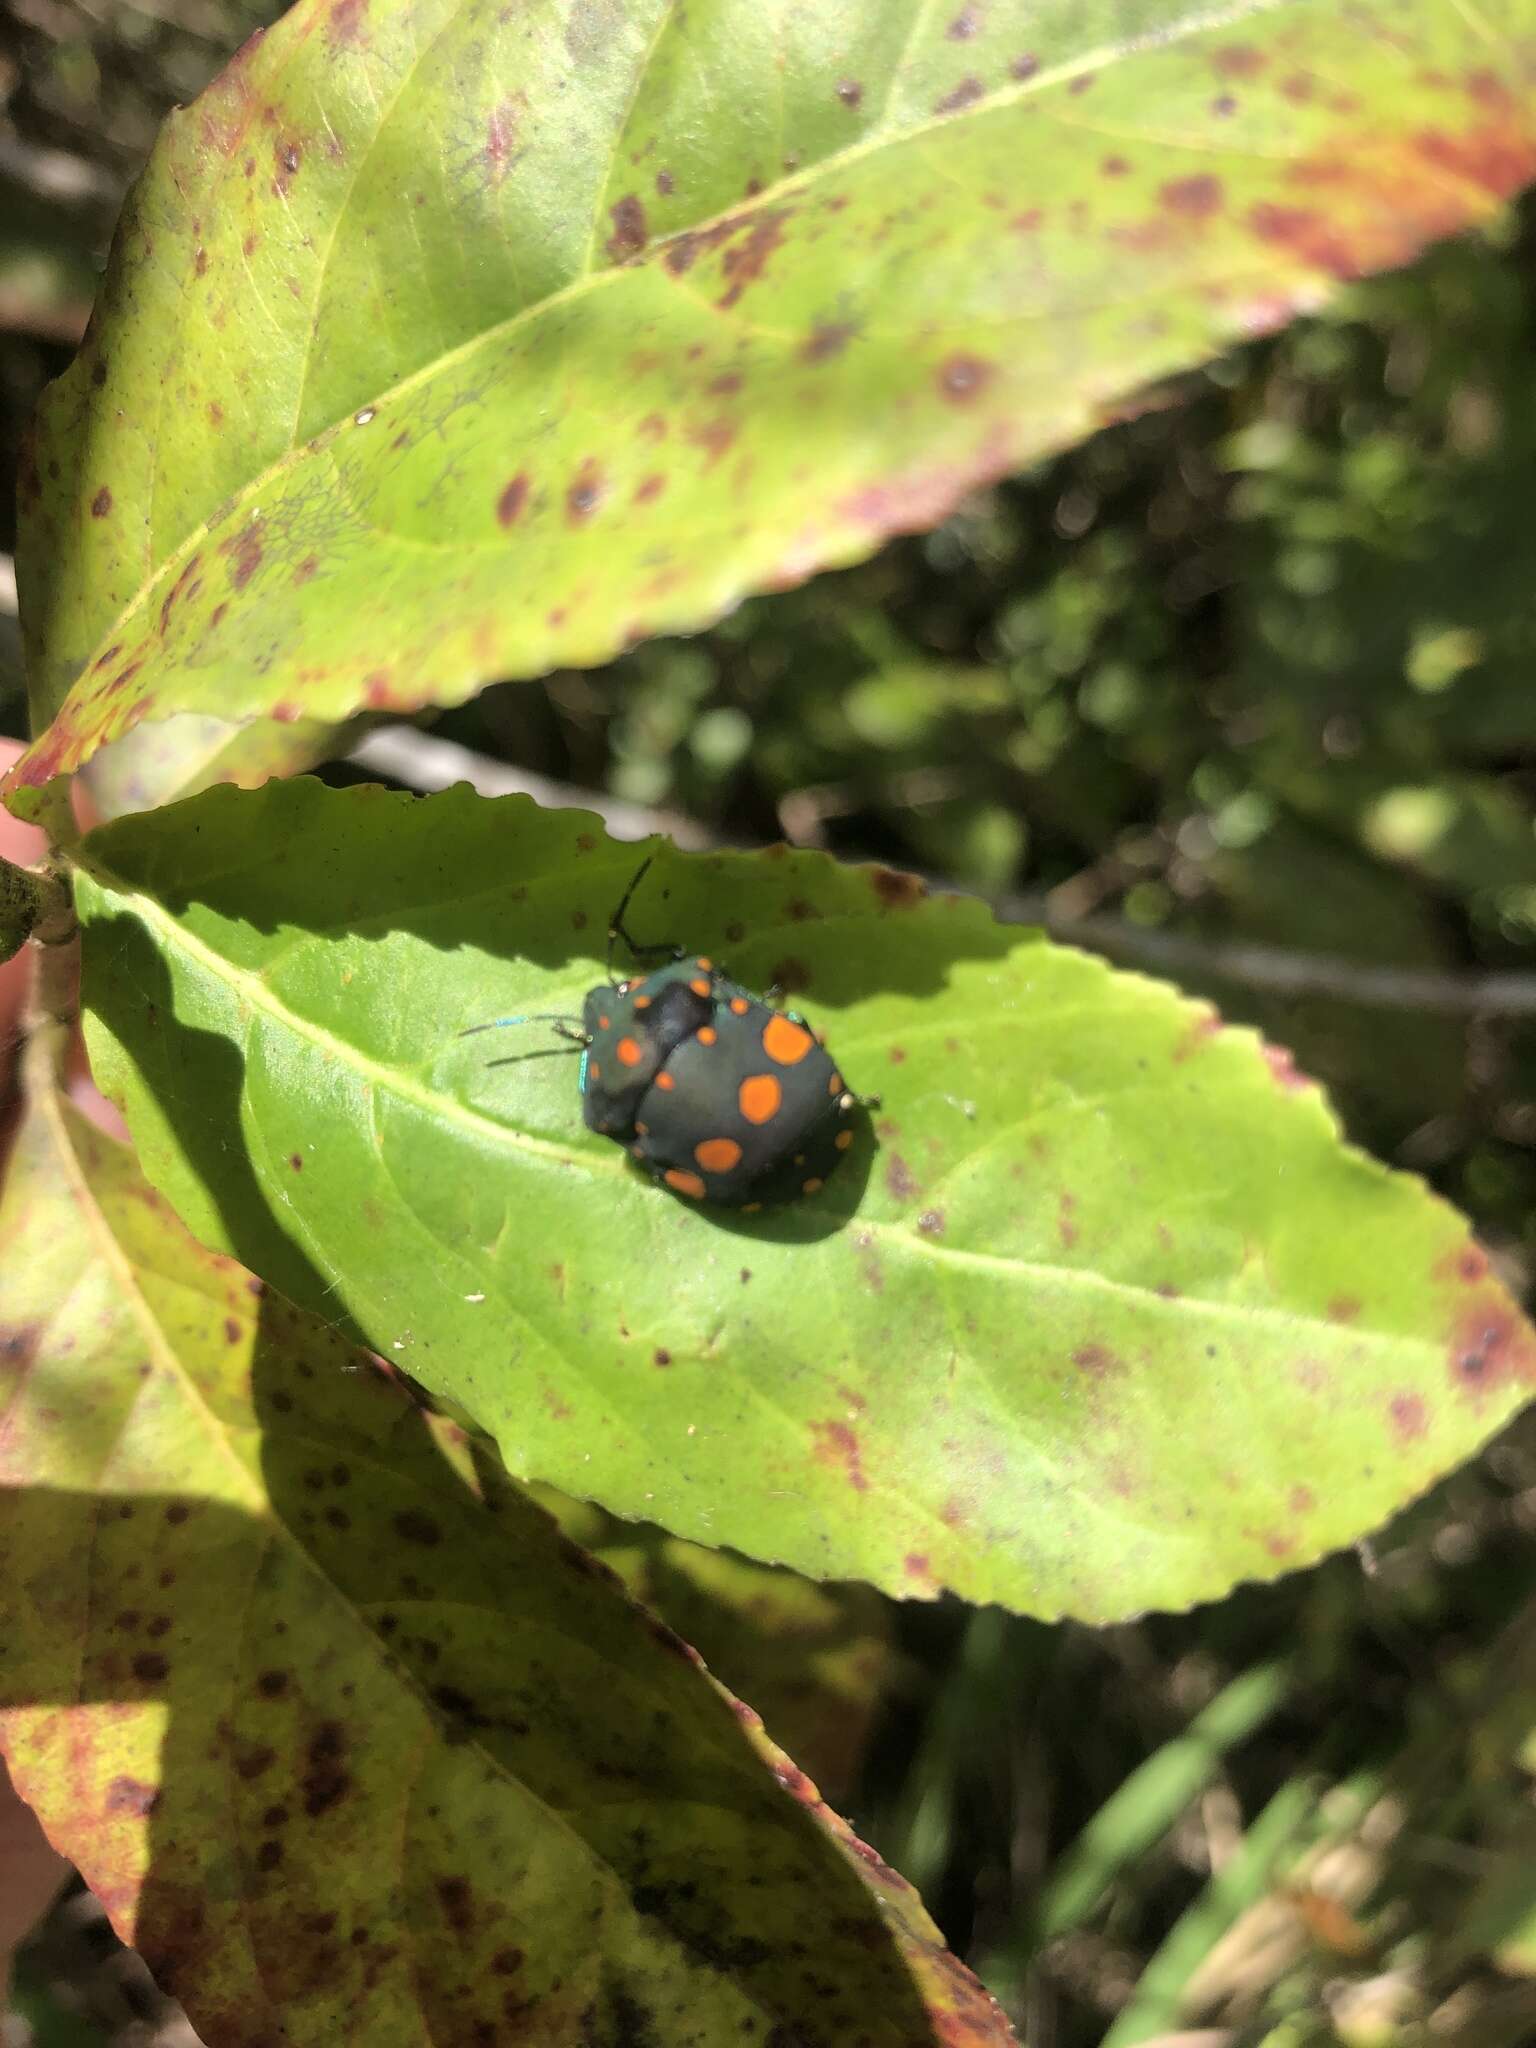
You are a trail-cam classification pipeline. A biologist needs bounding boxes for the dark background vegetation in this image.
[5,2,1536,2043]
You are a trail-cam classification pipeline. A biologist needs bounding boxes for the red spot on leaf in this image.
[327,0,366,44]
[223,525,264,590]
[938,353,992,402]
[496,473,529,527]
[1260,1040,1312,1092]
[1289,1486,1316,1515]
[811,1420,867,1492]
[272,702,300,724]
[483,100,519,184]
[1173,1008,1221,1061]
[1448,1298,1536,1396]
[633,473,666,504]
[1389,1392,1428,1443]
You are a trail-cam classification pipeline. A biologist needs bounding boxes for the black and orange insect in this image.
[464,853,875,1208]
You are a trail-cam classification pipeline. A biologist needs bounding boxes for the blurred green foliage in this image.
[6,4,1536,2044]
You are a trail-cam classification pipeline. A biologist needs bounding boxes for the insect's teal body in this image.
[582,956,859,1207]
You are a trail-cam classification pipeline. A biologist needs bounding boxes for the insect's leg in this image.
[607,851,686,980]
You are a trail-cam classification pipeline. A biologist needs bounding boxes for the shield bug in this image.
[464,854,875,1208]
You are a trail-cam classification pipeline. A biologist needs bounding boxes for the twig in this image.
[345,724,1536,1017]
[344,727,714,849]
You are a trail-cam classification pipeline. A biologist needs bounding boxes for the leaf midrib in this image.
[82,852,1445,1362]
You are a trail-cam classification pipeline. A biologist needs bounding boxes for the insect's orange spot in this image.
[730,996,750,1015]
[664,1168,707,1199]
[802,1177,825,1195]
[835,1128,854,1150]
[828,1071,842,1094]
[633,994,651,1011]
[763,1013,814,1065]
[635,1121,649,1135]
[616,1036,643,1067]
[598,1014,611,1031]
[697,1025,717,1046]
[742,1201,763,1214]
[690,977,711,998]
[696,957,713,970]
[695,1137,743,1173]
[739,1074,782,1124]
[589,1061,602,1082]
[655,1071,675,1091]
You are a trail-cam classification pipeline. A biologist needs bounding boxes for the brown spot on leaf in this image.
[1162,174,1223,217]
[917,1209,945,1236]
[653,1348,672,1368]
[870,864,925,907]
[836,78,862,106]
[1010,52,1039,79]
[885,1154,917,1202]
[810,1419,867,1492]
[633,473,666,504]
[606,194,648,261]
[394,1508,441,1545]
[1058,1192,1079,1248]
[91,487,113,518]
[292,554,319,586]
[656,168,674,194]
[132,1652,169,1683]
[496,473,529,527]
[1213,44,1265,76]
[106,1775,158,1818]
[1327,1295,1361,1324]
[1072,1344,1119,1376]
[718,210,789,310]
[1289,1485,1316,1514]
[803,321,856,362]
[935,75,985,115]
[302,1722,350,1817]
[947,3,981,34]
[566,461,604,522]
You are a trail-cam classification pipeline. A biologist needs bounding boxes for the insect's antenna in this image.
[459,1013,587,1039]
[607,853,656,982]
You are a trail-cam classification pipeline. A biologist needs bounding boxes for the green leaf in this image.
[0,1057,1015,2047]
[534,1485,896,1805]
[13,0,1536,803]
[69,779,1536,1618]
